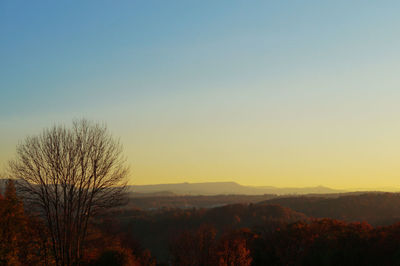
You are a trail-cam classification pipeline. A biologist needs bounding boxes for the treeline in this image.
[4,179,400,265]
[101,204,307,261]
[127,192,400,226]
[167,219,400,265]
[100,202,400,265]
[265,193,400,226]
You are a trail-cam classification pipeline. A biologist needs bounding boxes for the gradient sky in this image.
[2,1,400,189]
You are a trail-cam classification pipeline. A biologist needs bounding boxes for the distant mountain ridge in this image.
[128,181,345,196]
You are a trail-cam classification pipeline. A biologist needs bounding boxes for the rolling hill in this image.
[128,182,345,196]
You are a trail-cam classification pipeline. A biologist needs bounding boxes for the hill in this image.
[128,182,345,195]
[127,194,277,209]
[263,192,400,225]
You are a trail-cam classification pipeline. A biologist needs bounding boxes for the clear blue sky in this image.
[2,1,400,188]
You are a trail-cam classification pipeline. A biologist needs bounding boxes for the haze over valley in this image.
[3,1,400,265]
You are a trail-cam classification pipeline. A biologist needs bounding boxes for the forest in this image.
[3,177,400,265]
[3,121,400,266]
[4,0,400,265]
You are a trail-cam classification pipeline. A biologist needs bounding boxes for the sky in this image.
[1,1,400,189]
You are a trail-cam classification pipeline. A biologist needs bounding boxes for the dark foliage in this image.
[4,187,400,265]
[265,193,400,225]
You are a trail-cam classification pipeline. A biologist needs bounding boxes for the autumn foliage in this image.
[5,183,400,265]
[0,180,50,265]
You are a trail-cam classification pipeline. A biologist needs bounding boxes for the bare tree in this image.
[8,119,129,266]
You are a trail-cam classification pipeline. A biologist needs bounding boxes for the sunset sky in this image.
[2,1,400,189]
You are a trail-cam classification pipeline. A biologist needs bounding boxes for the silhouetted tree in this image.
[9,119,129,266]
